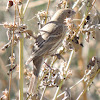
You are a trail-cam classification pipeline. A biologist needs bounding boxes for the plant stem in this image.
[76,69,100,100]
[40,86,47,100]
[52,80,63,100]
[19,2,24,100]
[46,0,50,15]
[19,26,24,100]
[45,0,50,24]
[72,0,96,40]
[65,50,74,71]
[8,0,17,99]
[52,50,74,100]
[19,0,31,99]
[40,48,66,99]
[72,0,81,9]
[19,37,24,100]
[23,0,30,15]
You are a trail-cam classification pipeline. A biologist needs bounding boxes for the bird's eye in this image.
[68,11,71,14]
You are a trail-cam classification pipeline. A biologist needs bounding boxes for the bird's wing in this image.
[25,23,64,65]
[34,23,64,55]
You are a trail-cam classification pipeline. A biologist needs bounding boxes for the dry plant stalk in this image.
[0,0,100,100]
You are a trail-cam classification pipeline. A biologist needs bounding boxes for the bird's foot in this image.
[52,54,65,62]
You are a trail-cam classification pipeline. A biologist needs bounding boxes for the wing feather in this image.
[26,22,64,65]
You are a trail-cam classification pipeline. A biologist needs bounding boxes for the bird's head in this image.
[51,8,76,23]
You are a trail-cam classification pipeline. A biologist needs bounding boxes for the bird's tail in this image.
[28,56,43,94]
[28,74,38,94]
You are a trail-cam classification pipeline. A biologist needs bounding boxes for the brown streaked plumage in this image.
[26,8,75,94]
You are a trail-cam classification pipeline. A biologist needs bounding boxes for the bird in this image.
[26,8,76,94]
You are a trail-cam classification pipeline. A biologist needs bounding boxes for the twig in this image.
[57,64,100,99]
[46,0,50,15]
[39,48,66,100]
[72,0,81,9]
[8,0,17,99]
[57,75,84,98]
[65,50,74,71]
[52,50,74,100]
[40,86,47,100]
[76,69,100,100]
[23,0,30,15]
[72,0,97,40]
[45,0,51,24]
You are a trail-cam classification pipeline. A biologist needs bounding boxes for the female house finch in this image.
[26,8,75,94]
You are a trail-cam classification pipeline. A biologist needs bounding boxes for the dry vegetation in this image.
[0,0,100,100]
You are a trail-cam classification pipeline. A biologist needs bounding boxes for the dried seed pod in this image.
[9,53,15,64]
[57,1,63,8]
[63,88,71,100]
[57,0,68,9]
[70,36,82,52]
[15,32,22,39]
[54,74,62,86]
[85,32,90,42]
[1,89,9,99]
[3,22,11,29]
[6,0,13,10]
[80,43,84,47]
[6,29,12,40]
[7,64,17,75]
[18,0,22,5]
[19,24,27,31]
[1,40,11,50]
[87,56,97,69]
[36,10,48,28]
[86,15,90,21]
[37,11,47,20]
[91,31,96,39]
[24,30,37,39]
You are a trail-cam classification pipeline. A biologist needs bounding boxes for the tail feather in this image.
[33,56,43,77]
[28,74,38,94]
[28,56,43,94]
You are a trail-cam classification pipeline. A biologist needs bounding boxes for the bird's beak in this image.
[72,10,76,15]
